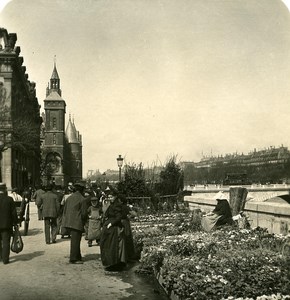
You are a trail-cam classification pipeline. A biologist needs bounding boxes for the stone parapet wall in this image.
[189,186,290,200]
[247,189,290,202]
[184,194,290,235]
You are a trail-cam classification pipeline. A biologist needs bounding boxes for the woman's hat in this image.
[91,197,98,202]
[214,191,228,200]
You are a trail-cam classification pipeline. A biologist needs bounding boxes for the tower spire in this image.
[48,56,62,96]
[46,82,49,97]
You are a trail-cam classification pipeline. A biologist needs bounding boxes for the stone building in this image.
[182,145,290,185]
[41,63,82,187]
[0,28,42,190]
[65,114,83,184]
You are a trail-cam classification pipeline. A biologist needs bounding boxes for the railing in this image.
[126,194,182,213]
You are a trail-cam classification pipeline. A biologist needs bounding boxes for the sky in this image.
[1,0,290,175]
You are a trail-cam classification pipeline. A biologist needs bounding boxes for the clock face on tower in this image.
[46,152,62,174]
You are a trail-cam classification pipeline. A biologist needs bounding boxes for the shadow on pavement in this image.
[53,238,71,244]
[83,253,101,262]
[20,228,43,236]
[10,251,45,262]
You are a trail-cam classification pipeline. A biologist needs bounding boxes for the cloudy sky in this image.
[1,0,290,174]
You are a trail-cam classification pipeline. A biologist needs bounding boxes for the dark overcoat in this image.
[33,188,45,207]
[213,199,233,225]
[0,194,18,230]
[62,191,87,231]
[100,201,126,267]
[39,191,60,218]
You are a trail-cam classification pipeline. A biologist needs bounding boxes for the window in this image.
[53,117,57,129]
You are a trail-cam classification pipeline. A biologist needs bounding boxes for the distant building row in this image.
[182,146,290,185]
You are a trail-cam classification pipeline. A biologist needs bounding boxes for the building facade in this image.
[182,145,290,185]
[41,63,82,187]
[65,115,83,184]
[0,28,42,190]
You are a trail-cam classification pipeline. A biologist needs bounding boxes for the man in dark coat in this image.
[39,184,60,244]
[62,181,87,264]
[0,183,18,264]
[53,185,64,236]
[32,185,45,220]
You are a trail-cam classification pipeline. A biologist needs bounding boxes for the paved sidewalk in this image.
[0,203,167,300]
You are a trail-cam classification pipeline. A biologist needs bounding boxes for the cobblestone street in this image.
[0,203,167,300]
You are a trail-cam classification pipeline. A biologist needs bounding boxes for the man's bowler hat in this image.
[74,181,86,188]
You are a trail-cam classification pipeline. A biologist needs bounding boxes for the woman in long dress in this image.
[120,197,135,262]
[100,195,127,271]
[201,191,233,232]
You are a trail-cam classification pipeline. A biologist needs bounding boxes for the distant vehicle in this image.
[223,172,251,186]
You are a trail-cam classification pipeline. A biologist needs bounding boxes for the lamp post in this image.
[116,154,124,181]
[102,172,106,188]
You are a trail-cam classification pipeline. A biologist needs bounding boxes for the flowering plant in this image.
[132,212,290,299]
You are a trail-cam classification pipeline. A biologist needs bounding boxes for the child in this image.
[87,196,102,247]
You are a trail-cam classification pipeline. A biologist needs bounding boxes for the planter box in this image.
[154,267,181,300]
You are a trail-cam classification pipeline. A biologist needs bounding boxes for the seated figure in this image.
[201,191,233,232]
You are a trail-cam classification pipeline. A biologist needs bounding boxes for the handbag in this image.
[11,226,24,253]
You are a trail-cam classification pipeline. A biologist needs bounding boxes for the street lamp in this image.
[116,154,124,181]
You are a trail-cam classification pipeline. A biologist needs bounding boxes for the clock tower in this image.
[42,62,66,186]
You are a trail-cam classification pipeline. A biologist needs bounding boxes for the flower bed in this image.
[131,212,290,300]
[131,211,202,260]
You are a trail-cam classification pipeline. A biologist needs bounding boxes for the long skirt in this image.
[121,219,135,260]
[201,214,222,232]
[88,219,102,241]
[100,225,126,269]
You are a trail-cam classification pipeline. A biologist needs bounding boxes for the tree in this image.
[0,105,41,153]
[117,163,152,197]
[157,155,184,195]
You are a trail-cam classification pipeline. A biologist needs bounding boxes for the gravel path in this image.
[0,203,167,300]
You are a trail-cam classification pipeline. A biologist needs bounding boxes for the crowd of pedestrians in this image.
[0,180,136,271]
